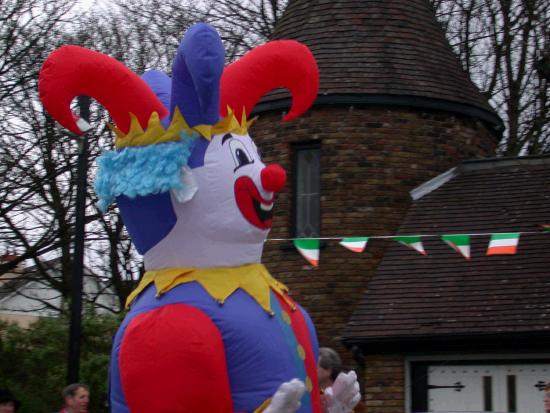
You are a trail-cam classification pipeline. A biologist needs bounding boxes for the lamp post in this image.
[67,95,92,384]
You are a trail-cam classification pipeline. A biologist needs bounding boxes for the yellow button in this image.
[297,345,306,360]
[282,311,291,324]
[305,376,313,392]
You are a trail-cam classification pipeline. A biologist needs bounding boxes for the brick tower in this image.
[252,0,502,370]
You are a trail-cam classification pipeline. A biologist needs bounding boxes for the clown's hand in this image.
[264,378,306,413]
[323,371,361,413]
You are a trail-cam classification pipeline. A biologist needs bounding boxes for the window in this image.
[293,142,321,238]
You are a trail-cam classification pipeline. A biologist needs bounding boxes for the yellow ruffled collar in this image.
[125,263,295,315]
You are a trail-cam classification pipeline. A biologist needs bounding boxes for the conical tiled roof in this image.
[257,0,502,131]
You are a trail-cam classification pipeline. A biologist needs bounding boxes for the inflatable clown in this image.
[39,23,359,413]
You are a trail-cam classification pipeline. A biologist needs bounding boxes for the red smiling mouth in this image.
[234,176,274,230]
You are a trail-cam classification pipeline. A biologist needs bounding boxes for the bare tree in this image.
[200,0,288,59]
[72,1,192,73]
[0,0,200,313]
[0,0,78,277]
[432,0,550,155]
[0,0,76,104]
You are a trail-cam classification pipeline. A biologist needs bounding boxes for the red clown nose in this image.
[261,164,287,193]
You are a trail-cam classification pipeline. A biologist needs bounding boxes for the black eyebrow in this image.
[222,133,232,145]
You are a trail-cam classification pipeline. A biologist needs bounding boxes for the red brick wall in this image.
[363,354,406,413]
[252,105,496,411]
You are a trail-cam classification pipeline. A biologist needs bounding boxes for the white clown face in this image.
[143,132,287,269]
[209,133,285,228]
[191,132,287,236]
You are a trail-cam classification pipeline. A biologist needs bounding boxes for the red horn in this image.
[39,45,168,135]
[220,40,319,122]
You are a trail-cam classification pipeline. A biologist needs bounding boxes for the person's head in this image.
[62,383,89,413]
[0,388,20,413]
[317,347,343,390]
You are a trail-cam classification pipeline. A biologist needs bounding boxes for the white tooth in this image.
[260,203,273,211]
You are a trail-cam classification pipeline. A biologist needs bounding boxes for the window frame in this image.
[291,141,321,239]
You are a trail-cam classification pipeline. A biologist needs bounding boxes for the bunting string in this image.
[266,230,546,241]
[266,228,550,267]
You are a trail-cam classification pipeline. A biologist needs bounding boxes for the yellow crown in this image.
[113,107,256,149]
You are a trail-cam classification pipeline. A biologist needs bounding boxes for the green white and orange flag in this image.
[486,233,520,255]
[393,235,427,255]
[339,237,369,253]
[442,234,471,260]
[293,239,320,266]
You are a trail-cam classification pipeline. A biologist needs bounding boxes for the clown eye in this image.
[229,139,255,172]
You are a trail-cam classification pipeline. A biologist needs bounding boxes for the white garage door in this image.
[427,364,550,413]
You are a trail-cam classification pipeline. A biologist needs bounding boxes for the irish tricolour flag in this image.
[293,239,320,266]
[393,235,427,255]
[486,233,520,255]
[339,237,369,253]
[442,234,471,260]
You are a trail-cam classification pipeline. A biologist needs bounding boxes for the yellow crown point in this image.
[111,112,145,144]
[246,116,258,131]
[240,109,247,129]
[112,106,255,149]
[167,107,192,137]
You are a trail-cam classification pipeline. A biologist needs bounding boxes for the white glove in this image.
[323,371,361,413]
[264,378,306,413]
